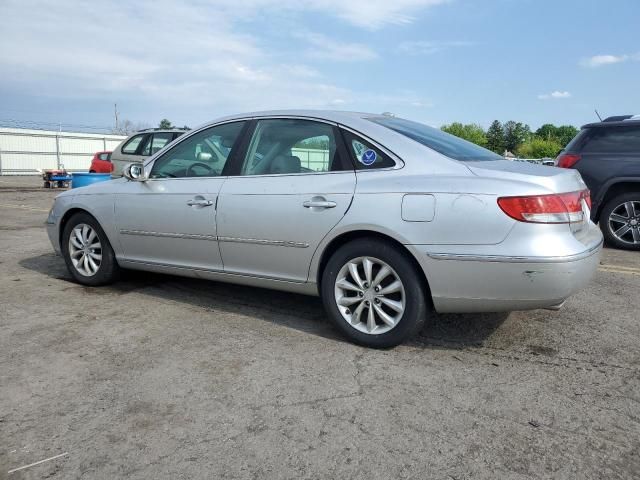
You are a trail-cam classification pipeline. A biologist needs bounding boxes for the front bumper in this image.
[411,228,603,313]
[46,217,61,255]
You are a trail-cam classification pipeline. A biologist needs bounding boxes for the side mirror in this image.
[123,163,147,182]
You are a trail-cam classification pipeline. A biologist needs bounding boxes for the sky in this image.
[0,0,639,133]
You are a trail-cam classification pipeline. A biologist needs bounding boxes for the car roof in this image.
[582,114,640,129]
[204,110,388,126]
[135,128,190,133]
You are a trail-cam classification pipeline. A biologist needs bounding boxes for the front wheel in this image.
[321,238,428,348]
[61,212,120,285]
[599,193,640,251]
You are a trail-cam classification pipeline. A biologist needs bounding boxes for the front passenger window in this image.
[149,122,245,179]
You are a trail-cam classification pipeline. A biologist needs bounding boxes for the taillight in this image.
[497,190,590,224]
[556,153,581,168]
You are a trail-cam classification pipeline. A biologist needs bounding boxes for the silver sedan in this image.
[46,111,603,347]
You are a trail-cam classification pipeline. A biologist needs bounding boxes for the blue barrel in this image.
[71,173,111,189]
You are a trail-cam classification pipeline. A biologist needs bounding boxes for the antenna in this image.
[114,103,119,131]
[594,109,603,122]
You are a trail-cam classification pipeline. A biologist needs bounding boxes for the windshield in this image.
[368,116,503,162]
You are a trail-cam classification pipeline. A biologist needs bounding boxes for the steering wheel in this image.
[186,162,218,177]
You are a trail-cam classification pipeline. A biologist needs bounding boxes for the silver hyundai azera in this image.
[46,111,603,347]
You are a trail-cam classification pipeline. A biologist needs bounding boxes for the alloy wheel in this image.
[334,256,405,335]
[68,223,102,276]
[608,200,640,246]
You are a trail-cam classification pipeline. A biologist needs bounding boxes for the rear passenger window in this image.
[582,127,640,153]
[121,134,146,154]
[240,119,348,175]
[342,130,395,169]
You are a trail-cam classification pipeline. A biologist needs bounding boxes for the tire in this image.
[599,192,640,251]
[321,238,428,348]
[89,170,96,173]
[61,212,120,285]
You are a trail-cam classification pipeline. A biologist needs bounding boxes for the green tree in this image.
[441,122,488,147]
[535,124,578,147]
[503,120,531,152]
[555,125,579,147]
[517,137,562,159]
[158,118,173,129]
[486,120,505,153]
[535,123,558,140]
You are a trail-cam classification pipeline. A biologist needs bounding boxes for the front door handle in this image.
[187,199,214,207]
[303,199,337,209]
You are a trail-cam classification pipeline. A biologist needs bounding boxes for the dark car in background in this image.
[557,115,640,250]
[89,151,112,173]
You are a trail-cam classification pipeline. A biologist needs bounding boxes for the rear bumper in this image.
[410,230,603,313]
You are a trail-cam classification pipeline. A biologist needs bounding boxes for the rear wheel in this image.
[61,212,120,285]
[599,193,640,251]
[321,238,428,348]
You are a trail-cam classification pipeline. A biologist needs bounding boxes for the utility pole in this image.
[114,103,119,132]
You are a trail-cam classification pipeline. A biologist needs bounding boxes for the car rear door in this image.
[114,121,247,270]
[217,118,356,282]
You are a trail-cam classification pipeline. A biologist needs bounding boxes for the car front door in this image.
[217,118,356,282]
[114,121,247,270]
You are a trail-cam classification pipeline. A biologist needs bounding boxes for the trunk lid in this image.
[465,160,587,194]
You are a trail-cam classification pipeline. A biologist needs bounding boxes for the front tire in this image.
[321,238,428,348]
[599,193,640,251]
[61,212,120,285]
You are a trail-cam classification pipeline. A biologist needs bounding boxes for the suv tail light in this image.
[498,190,590,224]
[556,153,581,168]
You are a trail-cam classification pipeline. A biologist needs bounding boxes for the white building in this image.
[0,128,126,175]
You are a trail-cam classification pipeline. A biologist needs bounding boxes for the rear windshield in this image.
[563,129,588,152]
[574,126,640,154]
[368,116,503,162]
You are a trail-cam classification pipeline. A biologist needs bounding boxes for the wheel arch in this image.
[595,179,640,219]
[59,208,90,246]
[314,229,433,307]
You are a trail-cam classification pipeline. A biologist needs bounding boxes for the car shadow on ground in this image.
[19,253,509,349]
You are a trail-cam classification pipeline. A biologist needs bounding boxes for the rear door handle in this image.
[303,200,337,209]
[187,199,214,207]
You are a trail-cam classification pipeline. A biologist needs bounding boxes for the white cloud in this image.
[296,32,378,61]
[580,53,640,68]
[537,91,572,100]
[0,0,446,125]
[211,0,449,29]
[398,40,474,55]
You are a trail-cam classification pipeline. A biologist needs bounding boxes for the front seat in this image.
[270,155,301,174]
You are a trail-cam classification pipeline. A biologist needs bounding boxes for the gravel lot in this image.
[1,176,639,479]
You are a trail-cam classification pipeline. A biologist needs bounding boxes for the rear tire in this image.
[599,192,640,251]
[61,212,120,285]
[321,238,428,348]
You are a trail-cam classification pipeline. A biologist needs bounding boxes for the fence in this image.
[291,148,330,172]
[0,127,126,175]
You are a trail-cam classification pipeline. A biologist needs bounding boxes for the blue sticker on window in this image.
[361,149,377,165]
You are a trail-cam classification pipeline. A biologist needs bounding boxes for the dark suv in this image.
[557,115,640,250]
